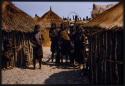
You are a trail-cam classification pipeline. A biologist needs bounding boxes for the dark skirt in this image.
[50,40,58,53]
[33,46,43,59]
[61,40,71,55]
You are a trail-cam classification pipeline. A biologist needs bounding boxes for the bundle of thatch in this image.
[83,2,123,30]
[91,3,115,18]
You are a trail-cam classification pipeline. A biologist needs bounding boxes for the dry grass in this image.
[2,1,35,32]
[83,2,123,29]
[41,28,51,47]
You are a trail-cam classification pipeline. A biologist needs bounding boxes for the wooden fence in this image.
[1,30,33,68]
[87,28,123,84]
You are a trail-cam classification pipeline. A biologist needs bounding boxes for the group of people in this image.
[1,23,89,70]
[49,22,89,66]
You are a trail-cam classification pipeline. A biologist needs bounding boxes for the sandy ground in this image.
[2,47,89,84]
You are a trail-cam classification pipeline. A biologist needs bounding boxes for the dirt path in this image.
[2,47,89,84]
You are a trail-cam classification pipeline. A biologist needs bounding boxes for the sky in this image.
[12,2,118,19]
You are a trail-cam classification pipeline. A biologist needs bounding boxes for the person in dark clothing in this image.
[49,23,58,63]
[55,30,62,65]
[31,25,43,69]
[60,23,71,63]
[74,25,86,65]
[69,24,76,65]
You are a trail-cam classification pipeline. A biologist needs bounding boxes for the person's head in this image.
[76,24,82,32]
[34,25,40,33]
[60,22,68,30]
[69,23,73,28]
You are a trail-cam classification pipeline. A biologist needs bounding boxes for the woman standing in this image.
[31,25,43,69]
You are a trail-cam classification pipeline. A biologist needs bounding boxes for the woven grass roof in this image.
[91,3,115,18]
[83,2,123,30]
[38,8,63,28]
[2,0,35,32]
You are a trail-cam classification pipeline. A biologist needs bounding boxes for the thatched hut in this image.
[35,7,63,46]
[1,0,35,68]
[82,2,123,84]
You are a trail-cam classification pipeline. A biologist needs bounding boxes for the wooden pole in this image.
[13,31,17,67]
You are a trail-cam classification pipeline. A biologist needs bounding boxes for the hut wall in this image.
[1,31,33,68]
[87,28,123,84]
[41,28,51,47]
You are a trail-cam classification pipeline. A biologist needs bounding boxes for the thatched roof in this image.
[2,0,35,32]
[38,7,63,28]
[34,14,41,23]
[83,2,123,30]
[91,3,115,18]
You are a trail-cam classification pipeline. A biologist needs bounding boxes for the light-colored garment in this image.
[60,30,70,40]
[35,32,42,46]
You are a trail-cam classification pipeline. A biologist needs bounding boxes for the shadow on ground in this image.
[44,69,89,84]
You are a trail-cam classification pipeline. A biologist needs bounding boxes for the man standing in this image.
[49,23,58,63]
[69,24,76,65]
[60,23,71,63]
[31,25,43,69]
[74,25,85,66]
